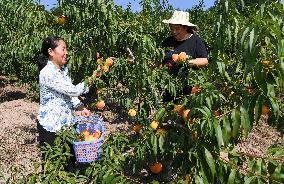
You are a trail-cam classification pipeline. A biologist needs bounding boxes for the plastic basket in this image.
[72,116,105,163]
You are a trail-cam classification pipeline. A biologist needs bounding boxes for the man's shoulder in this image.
[163,36,175,42]
[162,36,176,46]
[191,34,205,43]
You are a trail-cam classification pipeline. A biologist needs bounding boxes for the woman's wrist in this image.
[84,76,94,87]
[84,78,89,86]
[75,103,84,111]
[75,107,92,117]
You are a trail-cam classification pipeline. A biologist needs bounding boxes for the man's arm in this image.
[187,58,208,67]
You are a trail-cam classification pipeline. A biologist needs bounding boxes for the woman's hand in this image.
[75,106,92,117]
[84,76,94,87]
[81,108,92,117]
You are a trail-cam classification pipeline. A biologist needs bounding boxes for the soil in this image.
[0,76,131,182]
[0,79,39,183]
[0,76,283,183]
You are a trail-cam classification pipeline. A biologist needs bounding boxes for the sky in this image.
[37,0,215,11]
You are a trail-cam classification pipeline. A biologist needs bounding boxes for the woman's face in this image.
[169,24,188,41]
[48,40,67,67]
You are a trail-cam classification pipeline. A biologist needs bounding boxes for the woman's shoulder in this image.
[39,65,49,76]
[39,63,57,79]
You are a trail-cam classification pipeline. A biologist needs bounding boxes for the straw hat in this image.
[162,10,197,27]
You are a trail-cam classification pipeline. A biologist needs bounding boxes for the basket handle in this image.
[73,115,103,125]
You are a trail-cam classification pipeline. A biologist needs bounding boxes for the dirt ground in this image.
[0,76,283,182]
[0,76,131,182]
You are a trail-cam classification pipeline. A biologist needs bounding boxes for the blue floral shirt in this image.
[38,61,89,132]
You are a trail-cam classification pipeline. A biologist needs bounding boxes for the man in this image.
[161,10,208,102]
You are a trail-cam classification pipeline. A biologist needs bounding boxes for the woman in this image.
[37,36,92,148]
[161,10,208,103]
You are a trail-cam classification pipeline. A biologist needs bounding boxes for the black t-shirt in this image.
[161,34,208,75]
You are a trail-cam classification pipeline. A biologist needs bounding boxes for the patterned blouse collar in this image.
[47,60,67,74]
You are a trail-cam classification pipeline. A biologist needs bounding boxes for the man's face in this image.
[169,24,188,41]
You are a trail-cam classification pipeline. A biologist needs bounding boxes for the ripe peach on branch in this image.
[58,15,65,24]
[150,162,163,174]
[150,120,159,130]
[133,124,141,133]
[178,52,188,62]
[105,57,113,67]
[96,100,105,110]
[128,109,137,117]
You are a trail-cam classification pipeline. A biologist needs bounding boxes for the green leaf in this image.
[225,0,228,12]
[222,116,231,146]
[228,169,236,184]
[279,61,284,90]
[254,63,267,92]
[196,106,212,117]
[151,181,160,184]
[256,178,267,184]
[267,82,275,98]
[111,176,124,183]
[254,95,263,124]
[249,28,257,53]
[268,97,280,119]
[151,134,158,156]
[199,167,209,184]
[240,106,251,138]
[270,173,284,182]
[158,136,165,154]
[102,172,115,184]
[244,176,256,184]
[241,27,250,47]
[213,118,224,147]
[233,17,239,47]
[267,160,277,175]
[255,159,263,176]
[155,107,166,121]
[277,39,284,57]
[231,109,241,139]
[204,148,216,178]
[194,175,204,184]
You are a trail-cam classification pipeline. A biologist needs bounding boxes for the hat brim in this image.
[162,19,197,27]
